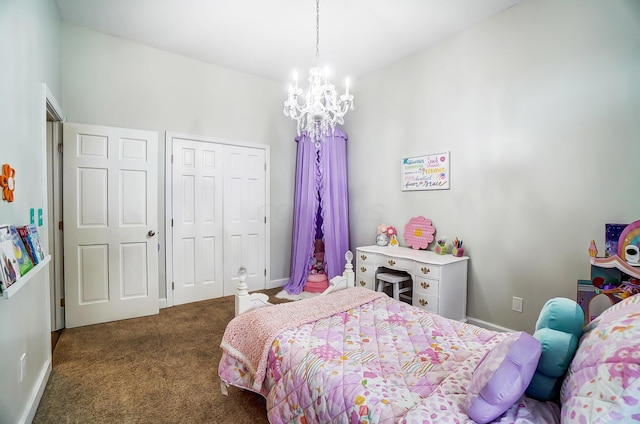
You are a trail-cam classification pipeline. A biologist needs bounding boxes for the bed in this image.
[219,253,640,423]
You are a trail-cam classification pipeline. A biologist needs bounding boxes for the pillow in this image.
[525,297,584,401]
[527,372,560,402]
[560,294,640,423]
[465,332,541,424]
[534,297,584,335]
[533,327,579,377]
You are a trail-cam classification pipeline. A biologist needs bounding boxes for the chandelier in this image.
[283,0,354,144]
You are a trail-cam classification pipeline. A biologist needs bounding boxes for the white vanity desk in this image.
[355,245,469,322]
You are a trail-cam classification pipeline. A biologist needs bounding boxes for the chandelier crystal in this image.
[283,0,354,144]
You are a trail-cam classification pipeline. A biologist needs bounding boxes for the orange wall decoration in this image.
[0,164,16,202]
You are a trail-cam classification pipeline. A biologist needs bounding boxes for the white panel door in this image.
[171,139,224,305]
[223,146,267,294]
[63,123,159,328]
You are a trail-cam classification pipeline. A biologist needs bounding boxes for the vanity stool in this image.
[376,272,412,303]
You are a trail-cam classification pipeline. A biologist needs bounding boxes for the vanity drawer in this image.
[380,257,414,273]
[413,293,439,314]
[357,250,375,264]
[356,263,376,277]
[356,275,374,291]
[414,277,439,296]
[415,263,441,280]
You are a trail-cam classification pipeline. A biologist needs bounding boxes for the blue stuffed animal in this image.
[525,297,584,401]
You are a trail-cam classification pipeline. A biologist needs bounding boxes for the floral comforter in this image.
[219,290,559,423]
[560,294,640,423]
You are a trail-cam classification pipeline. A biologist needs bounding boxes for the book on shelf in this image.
[17,224,45,265]
[0,225,20,291]
[8,225,34,276]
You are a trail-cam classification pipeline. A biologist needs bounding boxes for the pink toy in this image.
[304,274,328,292]
[403,216,435,250]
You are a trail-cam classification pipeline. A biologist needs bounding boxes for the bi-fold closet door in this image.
[168,134,268,306]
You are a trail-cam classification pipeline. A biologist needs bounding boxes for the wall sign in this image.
[401,152,450,191]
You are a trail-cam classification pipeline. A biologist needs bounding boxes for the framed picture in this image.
[401,151,450,191]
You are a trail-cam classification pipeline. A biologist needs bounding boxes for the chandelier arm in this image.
[337,102,351,116]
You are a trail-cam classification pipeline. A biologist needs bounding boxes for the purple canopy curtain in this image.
[284,127,349,295]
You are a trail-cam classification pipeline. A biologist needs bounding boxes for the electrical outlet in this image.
[20,353,26,383]
[512,297,523,313]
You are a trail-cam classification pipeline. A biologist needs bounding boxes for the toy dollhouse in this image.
[578,223,640,324]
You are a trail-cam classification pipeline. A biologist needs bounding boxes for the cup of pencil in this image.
[435,239,447,255]
[452,238,464,257]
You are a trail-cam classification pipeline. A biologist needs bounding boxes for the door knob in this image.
[148,230,156,237]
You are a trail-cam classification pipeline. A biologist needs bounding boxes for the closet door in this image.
[168,134,268,305]
[223,146,267,294]
[171,139,224,305]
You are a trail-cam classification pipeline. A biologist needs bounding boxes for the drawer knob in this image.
[359,280,366,287]
[360,254,367,260]
[360,266,367,273]
[421,282,430,289]
[421,267,430,274]
[419,299,428,306]
[388,259,396,266]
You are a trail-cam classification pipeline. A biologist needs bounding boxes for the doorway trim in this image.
[42,83,65,331]
[164,132,271,308]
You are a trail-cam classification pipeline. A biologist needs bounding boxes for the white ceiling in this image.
[55,0,524,83]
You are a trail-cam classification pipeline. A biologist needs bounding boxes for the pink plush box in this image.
[304,274,329,292]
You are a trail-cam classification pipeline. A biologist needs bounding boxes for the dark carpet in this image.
[33,288,289,424]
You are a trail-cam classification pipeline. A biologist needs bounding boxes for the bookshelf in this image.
[1,255,51,300]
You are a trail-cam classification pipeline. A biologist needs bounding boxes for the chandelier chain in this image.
[315,0,320,66]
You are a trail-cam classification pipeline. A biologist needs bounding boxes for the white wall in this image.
[0,0,60,422]
[346,0,640,331]
[61,24,297,298]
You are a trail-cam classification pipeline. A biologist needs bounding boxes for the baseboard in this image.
[267,278,287,290]
[21,358,52,424]
[159,298,167,309]
[466,316,515,333]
